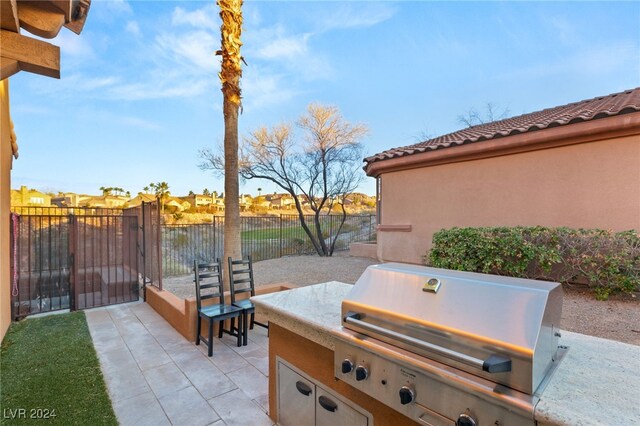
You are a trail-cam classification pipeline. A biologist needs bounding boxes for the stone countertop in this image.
[535,330,640,426]
[251,281,352,350]
[252,282,640,425]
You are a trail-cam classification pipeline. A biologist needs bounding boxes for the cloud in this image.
[546,16,578,46]
[171,5,217,29]
[155,30,218,72]
[245,22,333,82]
[316,3,396,31]
[257,33,311,60]
[500,41,639,80]
[56,31,95,58]
[98,0,132,15]
[242,69,300,109]
[12,105,55,115]
[41,3,380,106]
[74,75,120,91]
[119,116,162,131]
[126,21,141,37]
[107,77,211,101]
[21,73,119,99]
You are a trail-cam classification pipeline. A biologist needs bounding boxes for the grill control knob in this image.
[456,414,477,426]
[341,359,354,374]
[398,386,415,405]
[355,365,369,381]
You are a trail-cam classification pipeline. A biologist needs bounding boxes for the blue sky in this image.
[9,0,639,197]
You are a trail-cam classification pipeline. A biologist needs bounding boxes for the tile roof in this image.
[365,87,640,166]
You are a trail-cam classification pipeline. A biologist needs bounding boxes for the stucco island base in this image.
[252,282,640,426]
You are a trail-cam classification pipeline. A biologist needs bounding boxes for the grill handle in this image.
[344,312,511,374]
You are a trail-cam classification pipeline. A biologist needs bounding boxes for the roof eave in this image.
[365,112,640,177]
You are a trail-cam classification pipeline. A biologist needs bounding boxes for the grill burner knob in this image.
[341,359,354,374]
[355,365,369,381]
[398,386,415,405]
[456,414,477,426]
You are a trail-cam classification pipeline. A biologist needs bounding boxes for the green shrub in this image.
[427,227,640,300]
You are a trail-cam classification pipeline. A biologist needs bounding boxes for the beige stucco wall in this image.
[1,80,13,341]
[377,134,640,264]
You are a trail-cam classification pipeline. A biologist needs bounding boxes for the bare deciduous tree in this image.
[199,103,368,256]
[457,102,510,127]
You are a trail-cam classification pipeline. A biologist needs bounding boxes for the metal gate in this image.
[10,211,140,319]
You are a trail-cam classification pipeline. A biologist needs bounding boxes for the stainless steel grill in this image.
[333,263,566,426]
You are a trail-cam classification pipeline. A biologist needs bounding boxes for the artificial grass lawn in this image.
[0,312,117,425]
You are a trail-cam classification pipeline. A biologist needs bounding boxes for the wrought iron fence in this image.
[124,201,163,291]
[10,213,140,319]
[9,202,162,319]
[162,214,376,277]
[11,206,124,216]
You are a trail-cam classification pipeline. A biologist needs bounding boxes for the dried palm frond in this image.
[217,0,243,107]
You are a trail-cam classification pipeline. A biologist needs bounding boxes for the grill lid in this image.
[341,263,563,394]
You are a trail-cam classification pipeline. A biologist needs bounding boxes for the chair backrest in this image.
[194,259,225,311]
[227,255,255,304]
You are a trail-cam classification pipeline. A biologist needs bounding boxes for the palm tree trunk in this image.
[223,99,241,285]
[218,0,243,289]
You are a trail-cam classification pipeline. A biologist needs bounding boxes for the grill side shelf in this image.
[343,311,512,374]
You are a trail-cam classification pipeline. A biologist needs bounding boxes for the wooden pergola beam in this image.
[48,0,73,21]
[0,0,20,32]
[0,58,21,80]
[17,0,66,39]
[0,30,60,79]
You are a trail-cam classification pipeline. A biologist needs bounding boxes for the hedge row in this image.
[426,227,640,300]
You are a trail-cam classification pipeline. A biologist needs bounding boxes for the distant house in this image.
[212,196,225,212]
[251,196,271,210]
[185,194,214,207]
[10,186,51,206]
[239,194,253,212]
[365,88,640,264]
[80,195,128,208]
[270,194,295,209]
[164,197,190,212]
[51,192,90,207]
[184,194,224,212]
[124,193,158,209]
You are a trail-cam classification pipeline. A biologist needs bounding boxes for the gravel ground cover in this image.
[162,254,639,345]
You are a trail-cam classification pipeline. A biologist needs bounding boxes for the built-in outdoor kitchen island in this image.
[251,264,639,426]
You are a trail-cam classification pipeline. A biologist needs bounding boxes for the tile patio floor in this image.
[85,302,273,426]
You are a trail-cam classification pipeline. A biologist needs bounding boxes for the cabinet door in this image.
[316,386,368,426]
[278,363,315,426]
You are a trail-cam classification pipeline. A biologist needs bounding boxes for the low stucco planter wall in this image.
[146,283,298,341]
[349,242,378,259]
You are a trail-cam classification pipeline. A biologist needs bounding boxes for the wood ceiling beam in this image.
[0,0,20,32]
[0,30,60,79]
[48,0,73,21]
[17,0,66,39]
[0,58,21,81]
[63,0,90,35]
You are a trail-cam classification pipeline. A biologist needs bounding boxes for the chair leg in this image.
[243,311,249,346]
[230,317,236,334]
[196,316,201,345]
[250,313,255,330]
[208,320,214,357]
[237,314,243,347]
[218,319,224,338]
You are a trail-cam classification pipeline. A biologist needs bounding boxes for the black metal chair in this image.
[194,260,243,356]
[228,255,268,346]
